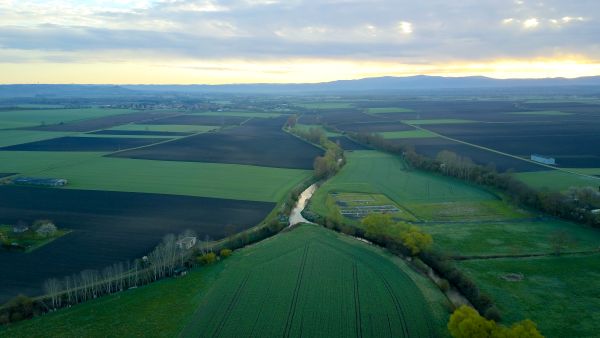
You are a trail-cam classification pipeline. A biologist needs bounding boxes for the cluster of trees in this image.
[289,125,345,179]
[448,305,543,338]
[351,132,600,228]
[361,214,432,255]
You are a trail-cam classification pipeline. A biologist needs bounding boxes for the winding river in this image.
[288,183,317,226]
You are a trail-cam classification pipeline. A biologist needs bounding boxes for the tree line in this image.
[287,123,345,179]
[1,230,199,325]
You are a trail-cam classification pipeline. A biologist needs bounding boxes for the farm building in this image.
[12,177,68,187]
[12,224,29,233]
[531,154,556,165]
[176,236,197,250]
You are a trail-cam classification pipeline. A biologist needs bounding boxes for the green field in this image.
[366,107,414,114]
[1,224,449,337]
[426,219,600,257]
[109,124,217,133]
[516,170,600,191]
[0,108,133,129]
[458,254,600,338]
[197,111,282,118]
[0,261,225,337]
[0,130,74,147]
[404,200,530,222]
[181,224,448,337]
[310,150,496,218]
[379,129,438,139]
[506,111,572,116]
[0,152,312,202]
[401,119,477,125]
[296,102,354,109]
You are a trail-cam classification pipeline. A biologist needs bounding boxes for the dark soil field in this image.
[319,110,383,125]
[0,173,15,178]
[89,130,192,137]
[335,121,415,133]
[329,136,370,150]
[0,185,274,303]
[113,117,322,169]
[424,122,600,167]
[390,137,544,172]
[0,136,167,152]
[27,112,178,132]
[148,114,247,126]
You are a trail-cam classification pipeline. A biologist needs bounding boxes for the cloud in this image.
[0,0,598,70]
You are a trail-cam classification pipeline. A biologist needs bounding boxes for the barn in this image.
[531,154,556,165]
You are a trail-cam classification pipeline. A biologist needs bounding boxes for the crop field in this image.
[0,108,133,129]
[515,170,600,191]
[309,150,496,219]
[0,185,274,303]
[1,224,449,337]
[147,114,248,126]
[401,119,477,125]
[181,224,447,337]
[89,129,192,136]
[366,107,414,114]
[114,117,323,169]
[296,102,355,109]
[457,254,600,338]
[404,200,530,222]
[426,219,600,257]
[0,152,311,202]
[331,192,416,221]
[506,111,572,116]
[27,111,176,132]
[329,136,370,150]
[196,111,283,118]
[0,136,167,152]
[335,121,415,133]
[380,129,438,139]
[389,137,545,172]
[109,123,217,133]
[0,130,74,147]
[0,261,225,337]
[294,123,341,137]
[423,121,600,168]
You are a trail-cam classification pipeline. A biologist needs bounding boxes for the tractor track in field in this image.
[211,272,251,338]
[352,263,363,338]
[282,244,310,338]
[379,275,410,338]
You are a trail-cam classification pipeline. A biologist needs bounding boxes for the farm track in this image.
[453,249,600,261]
[211,272,251,338]
[352,263,363,338]
[283,244,310,338]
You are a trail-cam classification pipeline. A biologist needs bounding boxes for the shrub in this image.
[219,249,232,258]
[197,252,217,265]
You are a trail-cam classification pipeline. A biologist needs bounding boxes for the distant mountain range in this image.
[2,75,600,97]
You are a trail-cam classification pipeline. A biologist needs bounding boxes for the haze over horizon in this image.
[2,0,600,84]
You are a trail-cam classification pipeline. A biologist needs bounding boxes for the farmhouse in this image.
[12,177,68,187]
[530,154,556,165]
[176,236,197,250]
[12,224,29,233]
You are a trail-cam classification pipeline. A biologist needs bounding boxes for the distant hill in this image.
[2,75,600,96]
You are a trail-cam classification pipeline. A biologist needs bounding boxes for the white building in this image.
[531,154,556,165]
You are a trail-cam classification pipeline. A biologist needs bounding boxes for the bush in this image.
[448,305,542,338]
[219,249,232,258]
[197,252,217,265]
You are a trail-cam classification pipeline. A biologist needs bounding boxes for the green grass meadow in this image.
[426,219,600,257]
[366,107,414,114]
[516,170,600,191]
[379,129,438,139]
[458,254,600,338]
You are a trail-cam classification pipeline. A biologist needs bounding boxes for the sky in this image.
[0,0,599,84]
